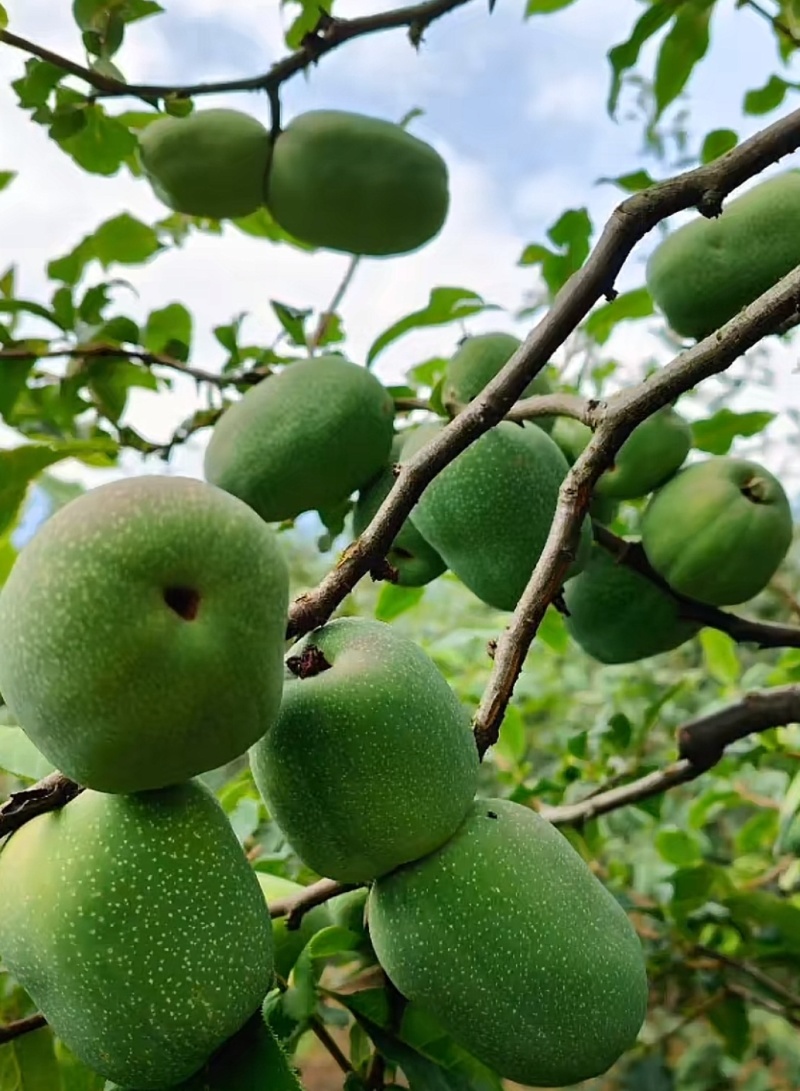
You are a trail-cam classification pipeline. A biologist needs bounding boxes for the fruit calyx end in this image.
[287,644,332,679]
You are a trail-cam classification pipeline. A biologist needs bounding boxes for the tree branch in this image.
[695,946,800,1012]
[541,685,800,824]
[0,0,473,102]
[0,773,82,840]
[287,102,800,641]
[308,254,362,354]
[593,525,800,651]
[268,877,357,930]
[0,1014,47,1045]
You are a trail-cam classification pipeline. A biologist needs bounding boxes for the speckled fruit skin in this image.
[0,782,274,1090]
[265,110,449,257]
[442,333,553,431]
[106,1011,302,1091]
[352,432,446,587]
[139,108,271,220]
[403,421,592,612]
[369,798,648,1088]
[646,170,800,340]
[0,475,289,794]
[249,618,479,883]
[641,457,793,606]
[563,545,700,664]
[256,873,332,981]
[204,356,395,524]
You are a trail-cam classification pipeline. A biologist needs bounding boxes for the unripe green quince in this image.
[369,798,648,1088]
[204,356,395,524]
[0,475,288,794]
[442,333,553,430]
[250,618,479,883]
[0,782,274,1089]
[641,457,793,605]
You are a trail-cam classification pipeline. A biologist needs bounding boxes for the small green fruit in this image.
[139,108,271,219]
[442,333,553,430]
[250,618,479,883]
[369,798,648,1088]
[265,110,449,256]
[204,356,395,524]
[352,432,446,586]
[0,475,288,794]
[0,782,274,1090]
[563,544,700,663]
[646,170,800,340]
[403,421,592,611]
[328,888,372,953]
[642,457,793,605]
[257,873,332,981]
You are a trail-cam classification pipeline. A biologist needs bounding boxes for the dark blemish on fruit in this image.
[163,587,201,621]
[740,476,770,504]
[486,811,498,820]
[287,645,332,679]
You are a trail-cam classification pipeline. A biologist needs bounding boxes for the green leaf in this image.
[89,359,159,422]
[708,993,750,1060]
[48,237,96,286]
[144,302,192,360]
[270,301,310,348]
[700,128,738,164]
[0,723,56,780]
[12,59,64,110]
[0,3,7,29]
[284,0,333,48]
[284,925,361,1021]
[58,105,137,176]
[607,2,676,117]
[597,169,658,193]
[495,705,526,765]
[0,171,16,193]
[375,584,425,622]
[744,74,797,115]
[699,629,741,686]
[536,605,569,654]
[525,0,577,12]
[653,1,714,121]
[691,408,775,454]
[0,299,65,331]
[735,809,778,856]
[0,357,36,420]
[623,1055,674,1091]
[232,207,309,245]
[656,827,703,868]
[584,287,654,344]
[93,213,161,268]
[726,891,800,951]
[352,1017,485,1091]
[0,1024,61,1090]
[366,288,497,366]
[776,768,800,852]
[53,1038,106,1090]
[520,208,592,295]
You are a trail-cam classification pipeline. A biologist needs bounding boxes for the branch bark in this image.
[287,102,800,641]
[268,877,356,929]
[593,525,800,651]
[541,685,800,825]
[0,1014,47,1045]
[0,772,82,840]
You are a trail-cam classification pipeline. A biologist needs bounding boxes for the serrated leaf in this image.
[270,300,310,348]
[691,408,775,454]
[366,288,497,367]
[699,629,741,686]
[700,128,738,163]
[607,2,676,117]
[12,59,64,110]
[375,583,425,622]
[653,0,713,121]
[584,287,654,344]
[144,302,192,360]
[58,105,137,176]
[0,724,56,780]
[93,214,161,268]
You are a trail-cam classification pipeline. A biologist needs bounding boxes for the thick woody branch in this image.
[541,685,800,825]
[0,1013,47,1044]
[287,103,800,640]
[472,265,800,756]
[268,877,356,930]
[593,526,800,651]
[0,0,472,102]
[0,772,82,840]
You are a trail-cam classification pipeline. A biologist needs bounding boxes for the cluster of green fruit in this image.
[138,106,450,257]
[0,469,648,1089]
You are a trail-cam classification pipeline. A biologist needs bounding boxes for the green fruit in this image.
[551,408,691,501]
[642,457,793,606]
[589,493,619,526]
[250,618,479,883]
[257,873,332,981]
[647,170,800,340]
[0,782,274,1089]
[370,798,648,1088]
[403,421,592,612]
[204,356,395,523]
[0,475,288,794]
[352,432,446,586]
[139,108,271,219]
[106,1012,302,1091]
[265,110,449,256]
[563,544,700,664]
[442,333,553,431]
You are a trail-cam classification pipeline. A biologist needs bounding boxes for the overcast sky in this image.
[2,0,800,498]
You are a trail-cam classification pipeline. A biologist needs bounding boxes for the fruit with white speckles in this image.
[204,356,395,524]
[563,544,700,663]
[641,457,793,605]
[249,618,479,883]
[0,781,274,1090]
[402,421,592,612]
[139,108,272,219]
[0,475,289,794]
[369,798,648,1088]
[256,873,333,981]
[105,1011,303,1090]
[352,431,446,586]
[442,333,554,430]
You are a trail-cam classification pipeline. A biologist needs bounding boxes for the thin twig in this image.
[309,1016,354,1075]
[0,772,82,839]
[740,0,800,46]
[268,877,356,929]
[541,685,800,824]
[308,255,362,354]
[0,1014,47,1045]
[0,0,473,102]
[727,983,800,1028]
[286,102,800,642]
[593,525,800,651]
[695,946,800,1011]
